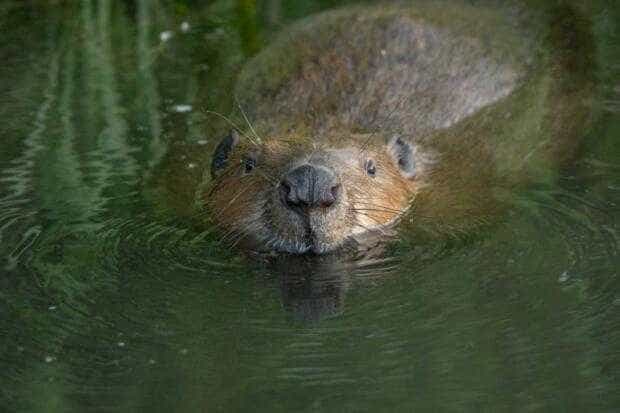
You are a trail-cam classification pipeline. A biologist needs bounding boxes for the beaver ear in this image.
[211,130,240,178]
[387,135,417,179]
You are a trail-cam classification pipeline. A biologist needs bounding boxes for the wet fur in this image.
[204,2,595,253]
[207,133,420,253]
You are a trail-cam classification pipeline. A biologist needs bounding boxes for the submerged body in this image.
[204,2,594,254]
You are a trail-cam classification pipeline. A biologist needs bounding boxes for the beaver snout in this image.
[279,164,341,211]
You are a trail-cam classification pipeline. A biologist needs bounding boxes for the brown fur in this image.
[206,130,420,253]
[203,1,595,253]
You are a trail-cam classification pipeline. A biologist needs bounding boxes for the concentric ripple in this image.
[1,1,620,412]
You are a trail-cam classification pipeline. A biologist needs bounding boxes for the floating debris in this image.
[558,271,570,283]
[160,31,174,42]
[180,22,190,33]
[172,104,192,113]
[48,305,57,311]
[44,356,55,363]
[197,139,208,145]
[187,163,197,169]
[117,341,126,348]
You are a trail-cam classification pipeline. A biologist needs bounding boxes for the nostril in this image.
[320,199,334,208]
[330,184,341,200]
[280,180,291,196]
[280,180,303,209]
[320,184,341,208]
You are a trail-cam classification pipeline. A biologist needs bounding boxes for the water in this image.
[1,1,619,412]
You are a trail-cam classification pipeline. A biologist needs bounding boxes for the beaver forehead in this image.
[293,147,365,168]
[256,139,385,165]
[259,132,383,150]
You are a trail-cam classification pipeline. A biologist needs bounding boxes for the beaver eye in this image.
[243,156,257,174]
[365,159,376,177]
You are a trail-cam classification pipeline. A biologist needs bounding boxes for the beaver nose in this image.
[280,164,341,210]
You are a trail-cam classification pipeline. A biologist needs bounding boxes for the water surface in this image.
[1,1,619,412]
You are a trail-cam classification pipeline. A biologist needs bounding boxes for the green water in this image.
[1,1,619,412]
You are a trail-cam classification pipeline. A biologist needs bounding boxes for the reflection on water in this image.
[0,1,619,412]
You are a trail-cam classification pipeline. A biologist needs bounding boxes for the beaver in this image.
[203,1,595,255]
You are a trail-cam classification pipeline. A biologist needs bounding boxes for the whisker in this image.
[255,170,279,186]
[351,205,405,214]
[351,201,408,214]
[202,109,257,145]
[218,216,260,246]
[349,210,389,227]
[349,217,388,236]
[350,209,401,218]
[234,96,262,144]
[358,93,409,155]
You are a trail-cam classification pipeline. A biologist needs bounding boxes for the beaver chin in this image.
[268,230,348,255]
[259,212,394,255]
[275,230,344,255]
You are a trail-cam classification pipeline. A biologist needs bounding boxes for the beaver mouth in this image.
[303,225,335,255]
[281,219,341,255]
[261,231,336,255]
[259,201,345,255]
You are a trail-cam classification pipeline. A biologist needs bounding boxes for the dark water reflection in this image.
[1,1,619,411]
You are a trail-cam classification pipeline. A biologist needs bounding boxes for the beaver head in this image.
[206,129,429,254]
